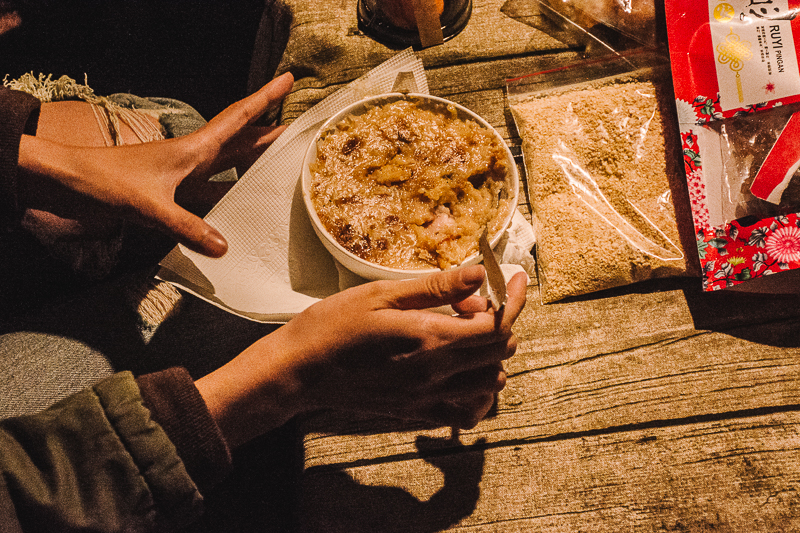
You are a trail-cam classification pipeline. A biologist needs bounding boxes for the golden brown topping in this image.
[311,99,511,270]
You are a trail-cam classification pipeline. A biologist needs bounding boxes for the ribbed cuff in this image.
[136,367,232,493]
[0,87,40,230]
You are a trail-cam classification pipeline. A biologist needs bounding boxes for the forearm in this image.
[17,135,84,190]
[194,330,305,449]
[15,133,228,257]
[17,134,193,205]
[192,267,527,447]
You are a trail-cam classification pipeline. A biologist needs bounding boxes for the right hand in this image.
[196,265,527,447]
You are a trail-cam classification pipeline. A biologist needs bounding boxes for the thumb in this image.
[385,265,486,311]
[151,201,228,257]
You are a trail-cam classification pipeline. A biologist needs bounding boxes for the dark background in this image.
[1,2,302,531]
[2,0,268,119]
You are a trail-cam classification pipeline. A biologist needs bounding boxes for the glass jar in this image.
[357,0,472,48]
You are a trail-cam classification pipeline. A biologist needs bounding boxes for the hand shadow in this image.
[299,435,487,533]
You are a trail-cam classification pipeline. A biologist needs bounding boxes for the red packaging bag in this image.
[666,0,800,291]
[668,0,800,117]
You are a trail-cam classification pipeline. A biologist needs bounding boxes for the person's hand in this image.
[17,72,294,258]
[195,265,528,448]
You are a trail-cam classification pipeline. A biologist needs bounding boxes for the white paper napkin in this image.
[157,49,536,323]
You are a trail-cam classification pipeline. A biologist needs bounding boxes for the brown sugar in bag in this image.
[510,68,690,303]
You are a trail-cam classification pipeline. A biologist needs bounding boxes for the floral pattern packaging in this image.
[666,0,800,290]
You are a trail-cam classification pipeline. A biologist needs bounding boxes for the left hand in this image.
[17,72,294,257]
[196,265,528,447]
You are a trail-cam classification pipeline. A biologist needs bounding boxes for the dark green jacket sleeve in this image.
[0,371,209,532]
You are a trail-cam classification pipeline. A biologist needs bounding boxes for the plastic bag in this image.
[508,54,692,303]
[535,0,659,50]
[711,105,800,220]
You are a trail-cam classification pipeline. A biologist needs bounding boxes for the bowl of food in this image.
[301,92,519,280]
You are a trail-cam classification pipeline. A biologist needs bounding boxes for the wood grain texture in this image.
[300,413,800,532]
[273,0,574,123]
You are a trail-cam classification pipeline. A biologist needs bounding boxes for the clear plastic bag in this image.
[535,0,659,50]
[508,55,692,302]
[704,105,800,223]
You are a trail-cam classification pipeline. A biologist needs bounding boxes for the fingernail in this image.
[270,71,294,88]
[205,229,228,257]
[461,264,485,284]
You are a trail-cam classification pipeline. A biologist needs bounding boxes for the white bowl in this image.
[301,93,519,280]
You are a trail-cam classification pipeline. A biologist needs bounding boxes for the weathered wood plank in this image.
[299,412,800,532]
[301,281,800,467]
[274,0,574,122]
[425,51,583,136]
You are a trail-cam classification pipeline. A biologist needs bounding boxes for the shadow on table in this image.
[682,280,800,349]
[550,273,800,349]
[183,420,304,533]
[299,436,486,533]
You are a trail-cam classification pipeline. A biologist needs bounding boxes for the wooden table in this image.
[268,1,800,530]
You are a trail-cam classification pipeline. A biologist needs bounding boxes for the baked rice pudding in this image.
[309,98,513,270]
